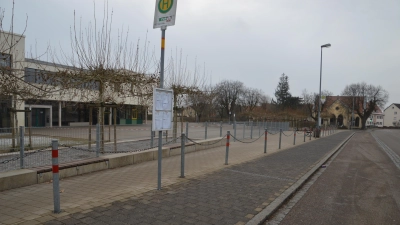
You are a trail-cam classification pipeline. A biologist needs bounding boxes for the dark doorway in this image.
[355,117,360,127]
[337,115,344,126]
[32,108,45,127]
[330,115,336,125]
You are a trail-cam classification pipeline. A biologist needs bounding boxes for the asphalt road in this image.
[277,130,400,225]
[371,129,400,157]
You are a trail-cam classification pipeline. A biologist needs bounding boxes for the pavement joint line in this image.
[223,169,296,182]
[246,131,355,225]
[371,133,400,170]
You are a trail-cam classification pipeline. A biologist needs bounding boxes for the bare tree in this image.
[164,50,206,139]
[51,2,158,125]
[213,80,244,122]
[239,87,264,120]
[342,82,388,129]
[0,2,58,149]
[40,2,158,151]
[187,85,215,122]
[302,89,333,122]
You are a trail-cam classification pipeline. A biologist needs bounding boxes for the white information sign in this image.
[153,0,178,29]
[321,96,326,104]
[152,88,173,131]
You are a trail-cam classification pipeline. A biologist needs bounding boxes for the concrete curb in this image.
[246,132,356,225]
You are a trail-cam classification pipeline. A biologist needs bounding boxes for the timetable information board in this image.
[152,88,173,131]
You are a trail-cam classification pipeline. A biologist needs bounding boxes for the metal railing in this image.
[0,121,296,172]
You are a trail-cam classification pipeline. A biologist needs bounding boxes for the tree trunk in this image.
[11,110,15,149]
[173,93,178,141]
[361,117,366,130]
[99,81,104,152]
[145,107,148,124]
[180,109,183,135]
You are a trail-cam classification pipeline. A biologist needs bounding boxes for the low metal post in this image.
[19,126,24,169]
[205,121,208,139]
[264,129,267,153]
[279,129,282,149]
[259,121,261,137]
[293,130,296,145]
[243,123,245,139]
[180,133,185,178]
[225,131,230,165]
[310,129,312,141]
[219,121,222,137]
[96,124,100,157]
[234,121,237,142]
[186,122,189,143]
[52,139,61,213]
[304,130,306,142]
[250,121,253,139]
[151,123,154,148]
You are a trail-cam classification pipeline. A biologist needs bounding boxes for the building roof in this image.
[323,96,363,113]
[384,103,400,111]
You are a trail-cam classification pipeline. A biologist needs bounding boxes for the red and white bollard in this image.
[52,139,61,213]
[225,131,230,165]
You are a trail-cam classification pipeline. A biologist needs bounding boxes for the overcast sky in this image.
[2,0,400,107]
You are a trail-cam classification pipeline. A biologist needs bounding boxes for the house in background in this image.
[383,103,400,127]
[366,108,384,127]
[320,96,363,129]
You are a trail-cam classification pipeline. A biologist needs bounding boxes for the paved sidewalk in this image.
[0,130,347,225]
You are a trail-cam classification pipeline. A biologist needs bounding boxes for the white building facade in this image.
[1,32,150,128]
[383,103,400,127]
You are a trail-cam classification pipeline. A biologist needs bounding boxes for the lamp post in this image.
[317,43,331,137]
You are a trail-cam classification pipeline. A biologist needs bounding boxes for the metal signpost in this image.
[153,0,178,190]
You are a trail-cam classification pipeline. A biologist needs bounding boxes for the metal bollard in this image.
[310,129,312,141]
[180,133,185,178]
[225,131,230,165]
[279,129,282,149]
[243,123,245,139]
[220,121,222,137]
[234,121,237,142]
[250,121,253,139]
[52,140,61,213]
[151,124,154,148]
[205,121,208,139]
[19,126,24,169]
[304,130,306,142]
[293,130,296,145]
[186,122,189,143]
[96,124,100,157]
[264,129,267,153]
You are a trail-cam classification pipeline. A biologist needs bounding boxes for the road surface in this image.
[273,130,400,225]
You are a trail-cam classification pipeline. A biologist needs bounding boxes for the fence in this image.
[0,121,294,172]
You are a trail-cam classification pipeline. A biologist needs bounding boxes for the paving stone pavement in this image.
[38,131,351,225]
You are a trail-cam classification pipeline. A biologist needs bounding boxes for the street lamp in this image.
[317,43,331,137]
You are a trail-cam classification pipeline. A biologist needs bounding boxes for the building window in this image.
[394,117,397,121]
[395,112,398,115]
[24,67,52,84]
[0,53,12,68]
